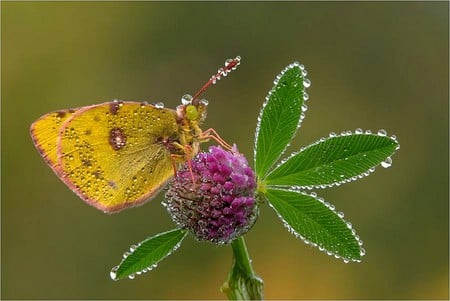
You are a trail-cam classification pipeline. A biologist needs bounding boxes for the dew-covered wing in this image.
[56,101,180,213]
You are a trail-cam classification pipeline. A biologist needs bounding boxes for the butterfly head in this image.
[177,94,208,124]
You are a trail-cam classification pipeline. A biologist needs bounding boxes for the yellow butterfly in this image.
[30,56,240,213]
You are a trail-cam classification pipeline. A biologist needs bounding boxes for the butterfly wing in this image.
[33,101,180,213]
[30,109,79,170]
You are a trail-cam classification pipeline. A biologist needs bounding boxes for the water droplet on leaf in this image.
[381,157,392,168]
[377,129,387,136]
[303,79,311,88]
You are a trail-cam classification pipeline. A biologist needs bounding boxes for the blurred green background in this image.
[2,2,448,299]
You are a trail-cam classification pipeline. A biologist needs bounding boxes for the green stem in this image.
[221,236,264,300]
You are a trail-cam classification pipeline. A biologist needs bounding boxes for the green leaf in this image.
[110,229,187,281]
[254,62,308,179]
[266,132,400,188]
[265,188,364,262]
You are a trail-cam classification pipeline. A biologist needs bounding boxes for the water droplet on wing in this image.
[181,94,193,105]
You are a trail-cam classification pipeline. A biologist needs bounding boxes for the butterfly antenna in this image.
[191,56,241,103]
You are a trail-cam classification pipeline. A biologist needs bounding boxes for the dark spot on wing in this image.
[109,128,127,150]
[56,111,66,118]
[108,181,117,189]
[109,100,123,115]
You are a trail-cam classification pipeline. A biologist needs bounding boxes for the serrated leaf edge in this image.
[266,129,400,189]
[110,228,187,280]
[253,61,310,178]
[266,187,365,263]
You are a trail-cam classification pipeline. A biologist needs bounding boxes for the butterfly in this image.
[30,56,240,213]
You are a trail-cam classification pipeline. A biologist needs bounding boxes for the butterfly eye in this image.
[186,105,198,120]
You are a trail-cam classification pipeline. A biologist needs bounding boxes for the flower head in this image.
[164,145,258,244]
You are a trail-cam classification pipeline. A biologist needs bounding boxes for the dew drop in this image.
[337,212,344,218]
[343,258,350,263]
[301,104,308,112]
[360,247,366,256]
[181,94,193,105]
[110,266,118,280]
[200,99,209,105]
[381,157,392,168]
[377,129,387,136]
[365,130,372,135]
[303,92,309,101]
[225,58,233,66]
[129,244,137,252]
[303,78,311,88]
[128,274,135,280]
[329,132,337,138]
[154,102,164,109]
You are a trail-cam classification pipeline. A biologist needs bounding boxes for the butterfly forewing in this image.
[43,101,178,213]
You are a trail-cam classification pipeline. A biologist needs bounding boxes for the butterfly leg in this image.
[170,143,196,184]
[201,128,233,150]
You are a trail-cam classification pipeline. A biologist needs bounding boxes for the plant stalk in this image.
[221,236,264,300]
